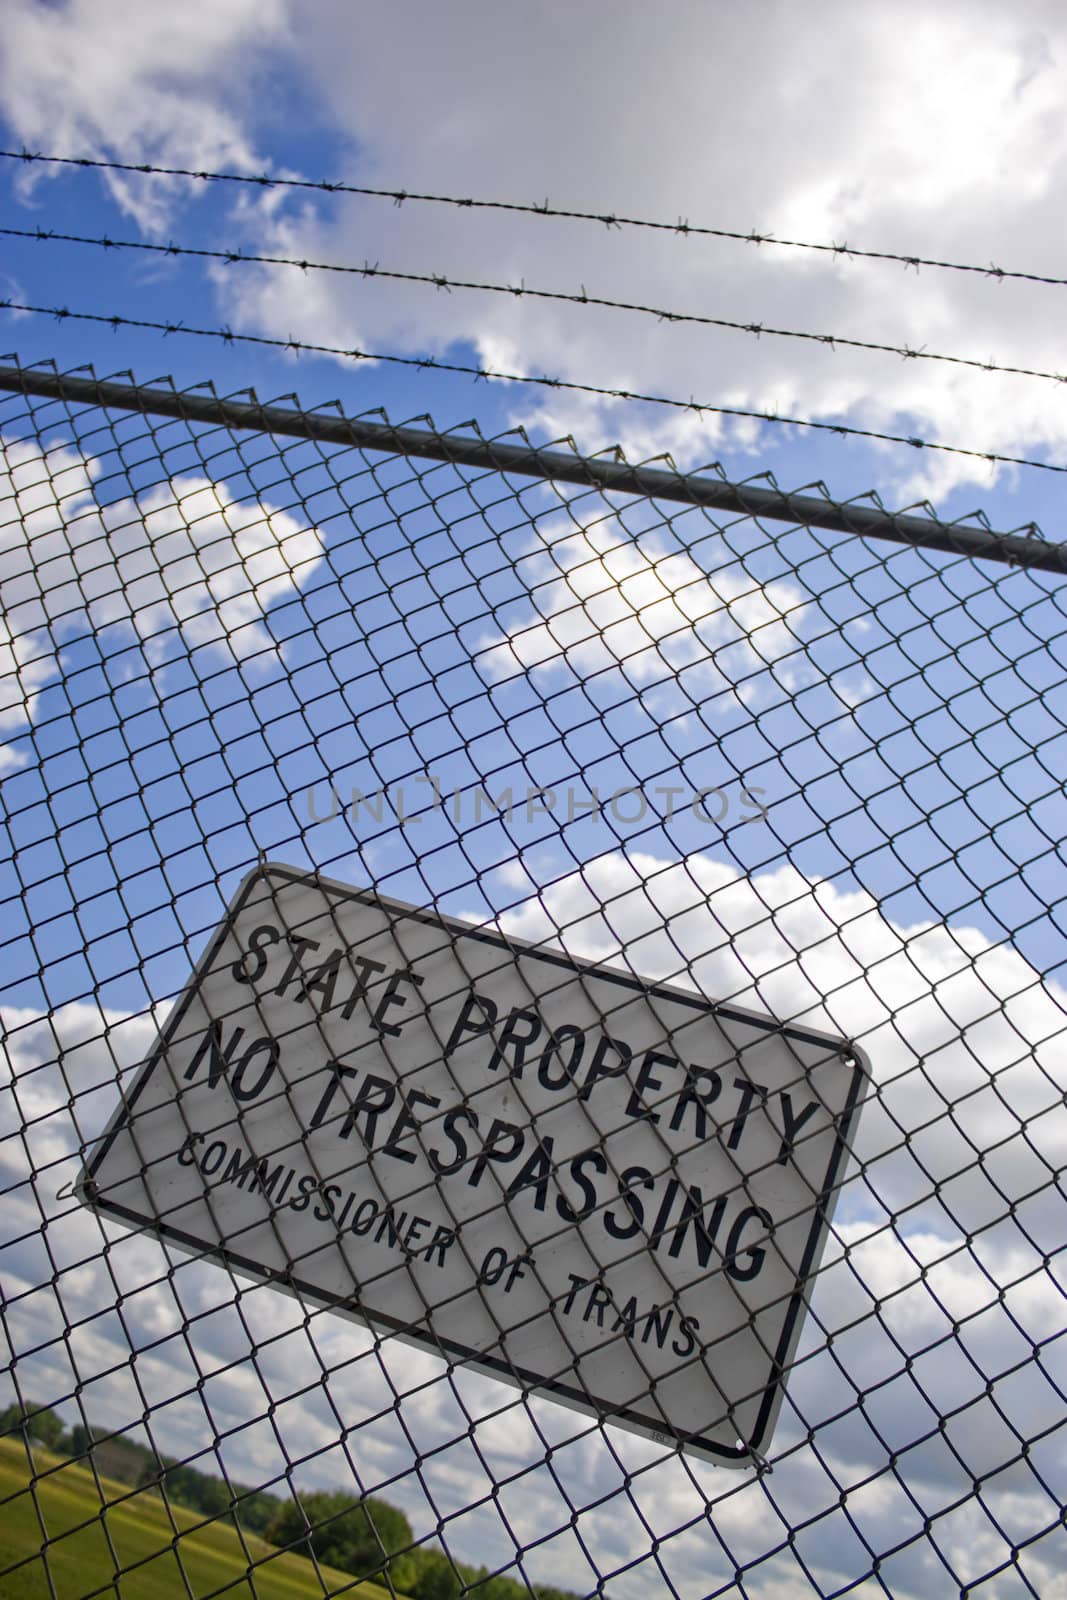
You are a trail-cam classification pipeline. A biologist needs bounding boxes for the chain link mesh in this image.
[2,367,1066,1600]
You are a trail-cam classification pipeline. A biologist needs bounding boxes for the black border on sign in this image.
[76,861,871,1466]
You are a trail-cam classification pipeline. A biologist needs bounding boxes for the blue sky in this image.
[3,6,1067,1598]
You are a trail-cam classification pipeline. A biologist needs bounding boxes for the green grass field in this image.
[0,1437,397,1600]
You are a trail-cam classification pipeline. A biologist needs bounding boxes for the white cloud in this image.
[84,477,323,658]
[475,516,808,713]
[205,0,1067,503]
[497,849,1067,1240]
[4,3,1067,504]
[7,4,1067,499]
[0,616,54,772]
[0,433,324,759]
[0,0,289,233]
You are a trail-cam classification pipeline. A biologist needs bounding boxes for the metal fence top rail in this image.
[1,360,1063,576]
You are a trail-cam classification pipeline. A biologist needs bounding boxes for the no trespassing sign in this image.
[78,862,868,1464]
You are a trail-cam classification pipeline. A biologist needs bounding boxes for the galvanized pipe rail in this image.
[1,362,1062,574]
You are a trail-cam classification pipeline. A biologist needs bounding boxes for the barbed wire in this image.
[7,223,1066,392]
[4,146,1065,291]
[3,296,1065,480]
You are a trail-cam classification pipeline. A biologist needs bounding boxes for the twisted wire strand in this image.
[4,146,1063,290]
[3,295,1064,479]
[8,223,1066,390]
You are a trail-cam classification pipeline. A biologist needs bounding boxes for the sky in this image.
[2,4,1067,1598]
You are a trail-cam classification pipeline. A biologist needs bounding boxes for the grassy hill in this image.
[0,1436,398,1600]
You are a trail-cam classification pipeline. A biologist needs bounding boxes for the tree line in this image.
[1,1400,593,1600]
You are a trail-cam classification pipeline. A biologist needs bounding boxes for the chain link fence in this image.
[2,363,1066,1600]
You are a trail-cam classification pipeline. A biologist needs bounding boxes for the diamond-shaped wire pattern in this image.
[2,365,1066,1600]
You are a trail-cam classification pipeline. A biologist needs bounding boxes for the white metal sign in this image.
[78,862,868,1464]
